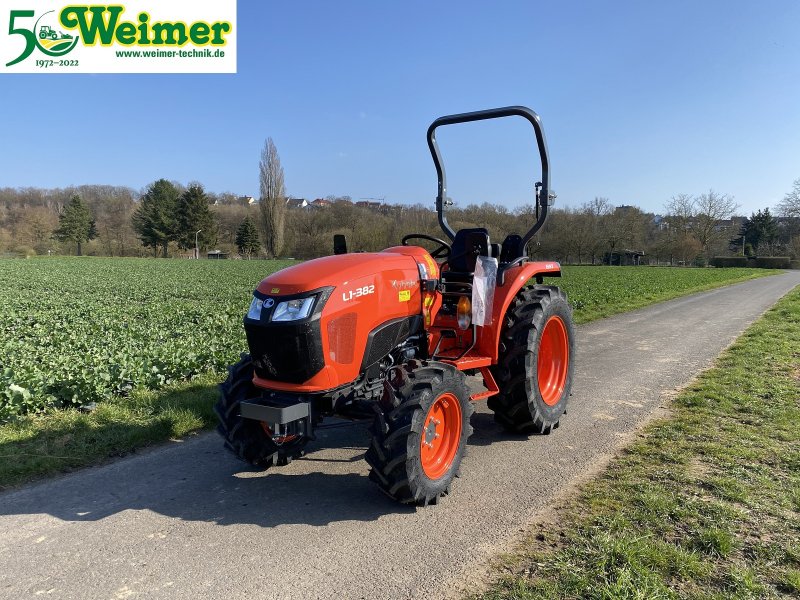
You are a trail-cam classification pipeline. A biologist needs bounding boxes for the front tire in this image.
[365,362,474,506]
[489,286,575,434]
[215,354,309,468]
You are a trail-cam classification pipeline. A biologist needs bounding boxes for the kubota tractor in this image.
[216,106,575,505]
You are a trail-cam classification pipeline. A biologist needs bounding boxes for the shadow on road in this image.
[0,408,537,529]
[466,411,532,446]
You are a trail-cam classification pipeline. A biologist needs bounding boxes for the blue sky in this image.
[1,0,799,216]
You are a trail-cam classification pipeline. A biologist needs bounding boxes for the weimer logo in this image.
[6,10,80,66]
[2,1,237,73]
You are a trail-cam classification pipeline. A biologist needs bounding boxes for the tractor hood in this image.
[246,247,436,392]
[254,249,425,296]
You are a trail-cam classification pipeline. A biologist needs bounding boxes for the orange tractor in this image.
[216,106,575,505]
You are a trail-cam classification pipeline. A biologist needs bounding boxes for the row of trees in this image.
[129,137,290,259]
[2,140,799,264]
[132,180,217,257]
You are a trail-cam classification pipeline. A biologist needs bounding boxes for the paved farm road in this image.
[2,271,799,600]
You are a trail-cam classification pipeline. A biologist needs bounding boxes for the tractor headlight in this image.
[247,296,265,320]
[272,297,316,322]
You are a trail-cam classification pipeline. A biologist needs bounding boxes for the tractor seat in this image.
[446,228,491,274]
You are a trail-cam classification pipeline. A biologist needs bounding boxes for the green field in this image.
[0,258,772,422]
[0,257,774,486]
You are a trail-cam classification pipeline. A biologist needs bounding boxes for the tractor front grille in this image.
[245,320,325,384]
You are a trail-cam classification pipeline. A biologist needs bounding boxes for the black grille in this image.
[361,316,422,370]
[245,320,325,384]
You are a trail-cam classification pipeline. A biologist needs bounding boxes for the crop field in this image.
[0,257,772,422]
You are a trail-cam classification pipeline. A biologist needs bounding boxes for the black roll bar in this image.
[426,105,551,253]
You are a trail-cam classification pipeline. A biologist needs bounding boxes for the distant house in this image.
[207,250,228,260]
[604,249,645,266]
[713,218,739,232]
[238,196,255,206]
[652,215,669,231]
[311,198,332,208]
[355,200,383,210]
[286,198,309,209]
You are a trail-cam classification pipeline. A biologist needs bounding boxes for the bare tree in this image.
[777,178,800,218]
[664,193,695,230]
[694,189,738,257]
[582,197,611,264]
[258,138,286,258]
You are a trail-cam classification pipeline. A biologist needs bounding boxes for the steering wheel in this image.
[401,234,451,259]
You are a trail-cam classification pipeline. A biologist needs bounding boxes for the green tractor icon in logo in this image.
[34,11,79,56]
[38,25,73,42]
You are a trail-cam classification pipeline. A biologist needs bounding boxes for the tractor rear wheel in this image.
[365,362,473,506]
[215,354,309,468]
[489,286,575,434]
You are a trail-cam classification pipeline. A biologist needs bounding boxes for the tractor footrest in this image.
[470,366,500,402]
[240,400,310,424]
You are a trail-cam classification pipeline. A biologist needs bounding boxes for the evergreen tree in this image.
[751,208,779,255]
[176,183,217,254]
[53,195,96,256]
[235,216,261,258]
[132,179,179,257]
[738,208,779,256]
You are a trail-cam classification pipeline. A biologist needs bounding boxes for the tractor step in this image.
[240,400,310,424]
[470,366,500,402]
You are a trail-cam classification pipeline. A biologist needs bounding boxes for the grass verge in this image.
[476,287,800,599]
[0,372,220,490]
[0,266,781,490]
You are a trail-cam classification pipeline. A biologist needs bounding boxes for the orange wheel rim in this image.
[538,316,569,407]
[420,392,462,480]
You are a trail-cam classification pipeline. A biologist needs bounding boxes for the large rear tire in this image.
[489,286,575,434]
[365,362,473,506]
[215,354,309,467]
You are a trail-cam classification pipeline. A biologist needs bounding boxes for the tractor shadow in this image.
[466,410,532,446]
[0,421,415,529]
[0,412,533,529]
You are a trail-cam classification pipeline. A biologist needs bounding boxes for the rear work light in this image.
[457,296,471,330]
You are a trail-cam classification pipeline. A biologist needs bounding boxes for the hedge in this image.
[710,256,749,268]
[711,256,793,269]
[752,257,792,269]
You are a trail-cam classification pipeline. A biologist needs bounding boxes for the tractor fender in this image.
[475,261,562,363]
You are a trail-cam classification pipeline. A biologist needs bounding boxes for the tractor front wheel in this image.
[215,354,309,468]
[489,286,575,434]
[365,362,473,505]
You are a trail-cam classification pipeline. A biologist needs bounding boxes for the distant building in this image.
[652,215,669,231]
[238,196,256,206]
[207,250,228,259]
[355,200,383,210]
[311,198,332,208]
[286,198,309,209]
[713,218,739,232]
[604,249,645,266]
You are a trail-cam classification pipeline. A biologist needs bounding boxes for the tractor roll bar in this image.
[426,105,551,251]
